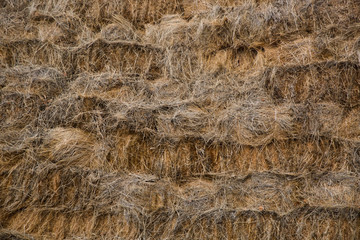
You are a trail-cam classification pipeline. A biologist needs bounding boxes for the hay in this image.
[0,229,35,240]
[263,61,360,106]
[39,127,109,169]
[1,164,360,239]
[1,0,360,239]
[0,65,66,130]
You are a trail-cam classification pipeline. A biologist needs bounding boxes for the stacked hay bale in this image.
[1,0,360,239]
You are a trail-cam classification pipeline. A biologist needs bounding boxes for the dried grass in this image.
[1,0,360,239]
[1,164,360,239]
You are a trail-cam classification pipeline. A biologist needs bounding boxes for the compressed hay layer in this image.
[31,69,360,144]
[0,229,35,240]
[28,0,185,30]
[112,136,360,176]
[146,0,360,46]
[2,0,360,75]
[13,0,358,33]
[38,93,360,144]
[1,0,185,31]
[2,0,360,239]
[0,40,71,72]
[3,165,359,215]
[262,33,360,66]
[0,65,66,97]
[3,207,360,239]
[0,66,66,129]
[74,39,163,76]
[0,39,163,76]
[1,165,360,239]
[2,127,359,176]
[2,63,360,130]
[0,92,44,129]
[263,61,360,106]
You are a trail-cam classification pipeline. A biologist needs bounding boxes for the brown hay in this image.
[0,39,163,76]
[263,61,360,106]
[73,38,163,75]
[0,65,66,97]
[0,40,71,72]
[0,66,66,130]
[1,164,360,239]
[0,229,35,240]
[112,135,360,176]
[39,127,109,169]
[2,0,360,238]
[27,0,185,30]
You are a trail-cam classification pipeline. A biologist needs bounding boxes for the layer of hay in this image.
[1,164,360,239]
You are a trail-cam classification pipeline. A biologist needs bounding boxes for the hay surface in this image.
[1,0,360,239]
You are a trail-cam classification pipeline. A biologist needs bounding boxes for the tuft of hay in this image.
[39,127,109,169]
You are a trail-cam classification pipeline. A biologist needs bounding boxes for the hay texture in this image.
[1,0,360,239]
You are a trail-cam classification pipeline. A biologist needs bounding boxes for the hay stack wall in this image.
[1,0,360,239]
